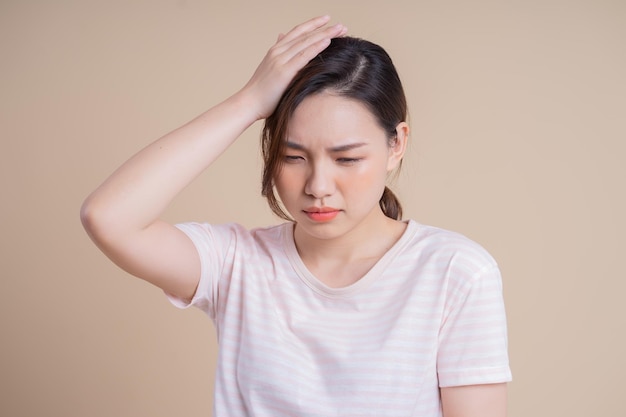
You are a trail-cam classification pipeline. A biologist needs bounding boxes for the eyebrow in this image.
[285,141,368,153]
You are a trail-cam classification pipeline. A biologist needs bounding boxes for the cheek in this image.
[360,158,389,183]
[339,163,388,195]
[274,168,300,198]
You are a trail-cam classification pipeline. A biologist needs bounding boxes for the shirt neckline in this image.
[281,219,419,298]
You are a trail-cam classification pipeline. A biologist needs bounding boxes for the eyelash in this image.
[336,157,361,164]
[284,155,304,162]
[283,155,362,165]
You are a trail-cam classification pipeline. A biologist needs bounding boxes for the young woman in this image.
[81,16,511,417]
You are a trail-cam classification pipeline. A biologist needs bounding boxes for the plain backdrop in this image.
[1,0,624,416]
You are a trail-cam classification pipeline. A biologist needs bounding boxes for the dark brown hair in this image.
[261,36,407,220]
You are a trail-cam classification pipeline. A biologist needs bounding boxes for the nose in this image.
[304,163,335,199]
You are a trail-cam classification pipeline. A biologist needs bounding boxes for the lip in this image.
[303,207,340,222]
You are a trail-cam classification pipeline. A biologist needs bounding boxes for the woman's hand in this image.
[240,15,347,121]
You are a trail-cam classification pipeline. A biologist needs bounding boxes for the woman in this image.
[81,16,511,416]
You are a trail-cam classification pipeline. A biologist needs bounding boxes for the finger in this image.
[284,37,333,70]
[267,21,345,71]
[278,15,331,45]
[282,23,346,64]
[277,33,285,42]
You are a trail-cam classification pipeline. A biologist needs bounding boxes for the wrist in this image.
[231,87,268,124]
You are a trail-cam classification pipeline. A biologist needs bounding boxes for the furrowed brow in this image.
[328,142,367,152]
[284,141,368,152]
[285,141,306,151]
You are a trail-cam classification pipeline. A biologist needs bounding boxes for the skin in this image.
[441,383,508,417]
[80,15,507,416]
[276,91,408,288]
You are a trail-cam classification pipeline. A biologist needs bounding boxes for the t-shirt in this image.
[168,220,512,416]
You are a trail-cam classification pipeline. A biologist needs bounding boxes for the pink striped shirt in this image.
[168,220,511,416]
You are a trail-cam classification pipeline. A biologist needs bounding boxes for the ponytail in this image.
[379,186,402,220]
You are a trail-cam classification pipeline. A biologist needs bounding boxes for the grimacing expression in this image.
[274,91,406,241]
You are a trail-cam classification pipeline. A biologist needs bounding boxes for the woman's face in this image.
[274,91,406,242]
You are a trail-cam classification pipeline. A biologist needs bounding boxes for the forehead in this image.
[286,92,386,146]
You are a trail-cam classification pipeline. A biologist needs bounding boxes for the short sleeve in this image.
[164,222,237,320]
[437,263,512,387]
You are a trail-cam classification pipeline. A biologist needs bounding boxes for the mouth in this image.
[303,207,341,222]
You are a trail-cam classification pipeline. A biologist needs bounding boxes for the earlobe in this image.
[387,122,409,171]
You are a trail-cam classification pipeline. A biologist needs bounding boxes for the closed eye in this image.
[284,155,305,163]
[337,157,362,164]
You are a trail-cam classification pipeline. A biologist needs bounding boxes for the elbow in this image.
[80,194,112,243]
[80,193,143,250]
[80,195,99,239]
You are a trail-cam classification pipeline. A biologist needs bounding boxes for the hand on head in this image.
[241,16,347,121]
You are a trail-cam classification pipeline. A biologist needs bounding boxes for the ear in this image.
[387,122,409,171]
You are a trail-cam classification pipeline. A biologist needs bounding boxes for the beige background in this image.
[2,0,624,416]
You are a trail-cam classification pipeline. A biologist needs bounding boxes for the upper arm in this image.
[441,383,507,417]
[83,215,201,301]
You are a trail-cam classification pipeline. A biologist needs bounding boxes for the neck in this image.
[292,211,406,265]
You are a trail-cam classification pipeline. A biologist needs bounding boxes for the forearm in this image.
[81,90,258,239]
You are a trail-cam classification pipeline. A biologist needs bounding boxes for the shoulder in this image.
[401,220,500,285]
[407,220,496,261]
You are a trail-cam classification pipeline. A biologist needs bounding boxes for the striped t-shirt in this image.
[168,220,512,416]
